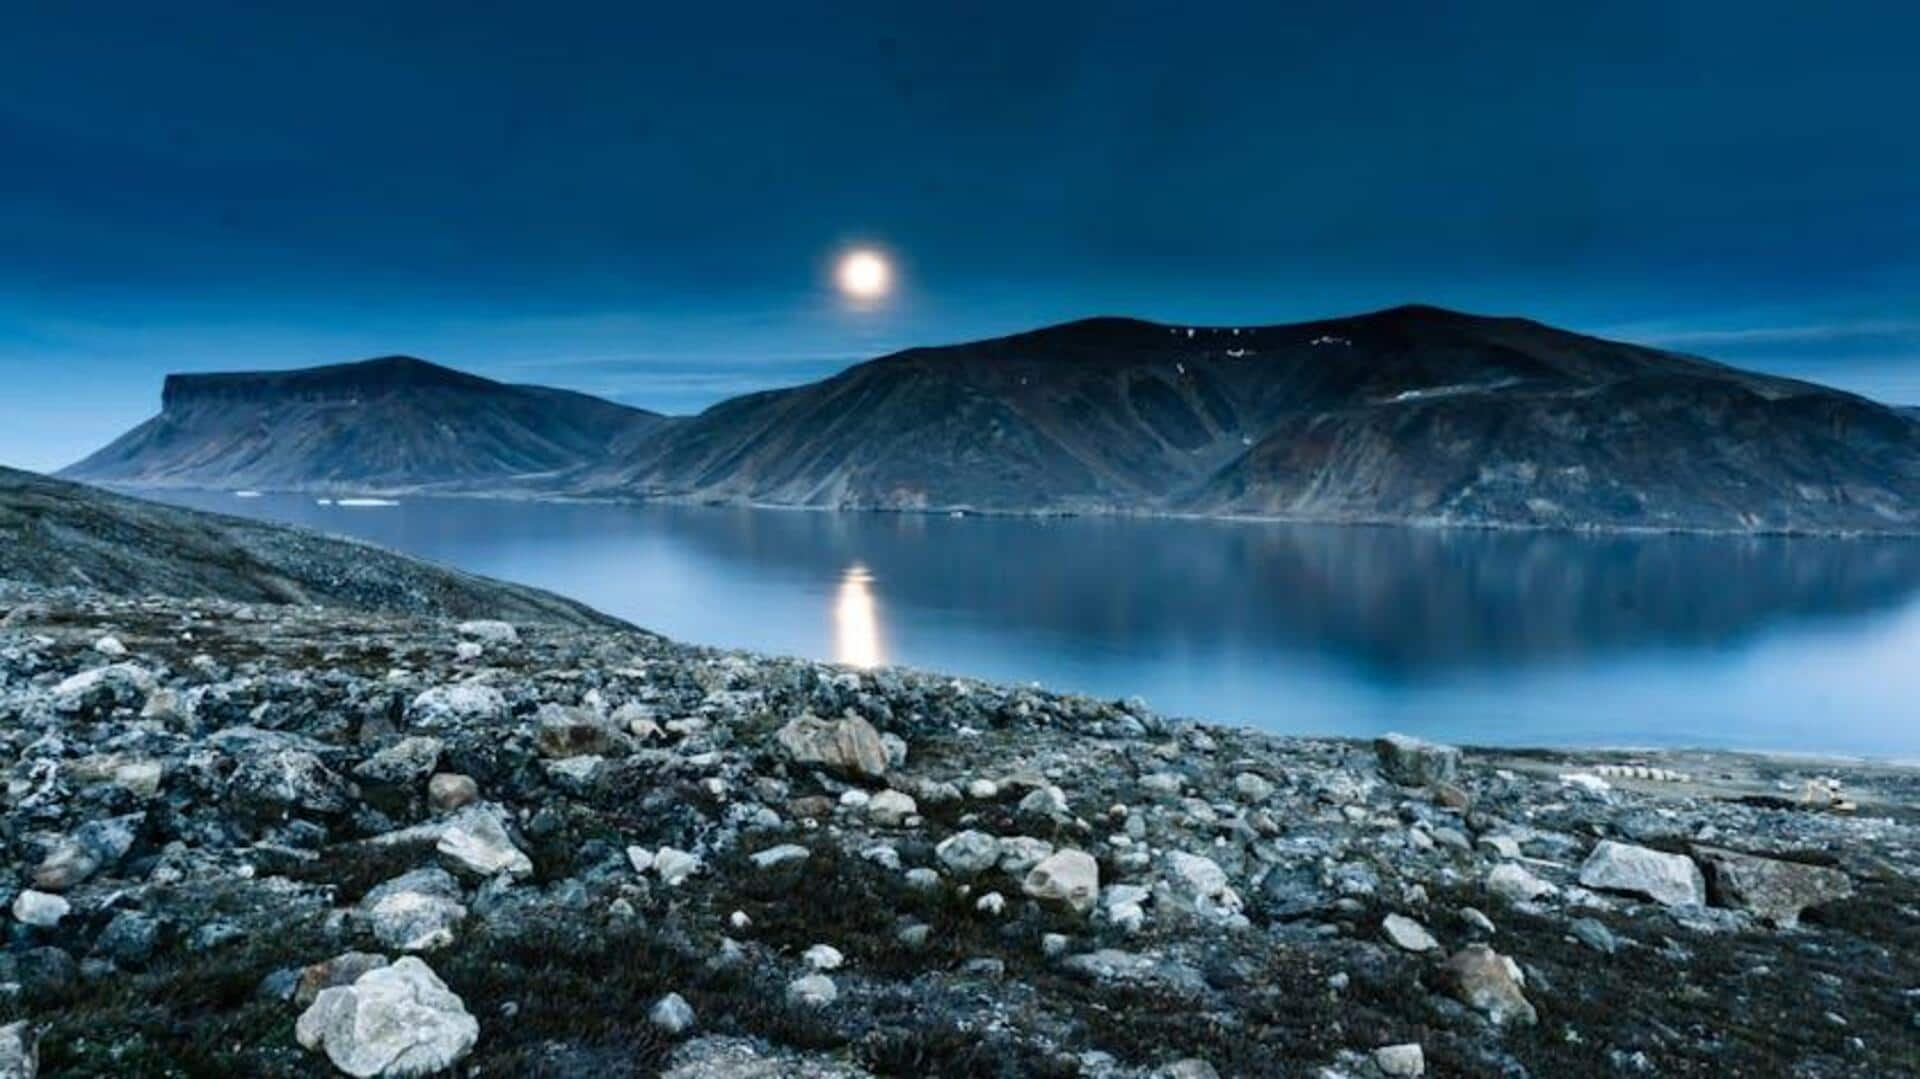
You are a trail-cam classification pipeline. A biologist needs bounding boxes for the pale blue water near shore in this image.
[148,490,1920,757]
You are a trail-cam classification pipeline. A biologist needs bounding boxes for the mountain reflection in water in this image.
[142,490,1920,755]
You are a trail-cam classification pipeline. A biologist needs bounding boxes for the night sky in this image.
[4,1,1916,470]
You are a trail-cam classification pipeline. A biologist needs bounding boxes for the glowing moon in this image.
[836,249,891,300]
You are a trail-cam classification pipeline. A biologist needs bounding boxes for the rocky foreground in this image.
[0,587,1915,1077]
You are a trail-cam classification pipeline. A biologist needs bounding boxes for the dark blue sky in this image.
[4,1,1916,469]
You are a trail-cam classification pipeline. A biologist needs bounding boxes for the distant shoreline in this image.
[84,478,1920,541]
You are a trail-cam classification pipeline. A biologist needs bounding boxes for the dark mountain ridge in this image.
[160,354,498,405]
[61,307,1920,534]
[574,305,1920,533]
[65,355,666,494]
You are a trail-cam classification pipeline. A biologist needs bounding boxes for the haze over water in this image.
[153,491,1920,758]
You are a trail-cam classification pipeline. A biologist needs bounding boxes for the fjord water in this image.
[152,491,1920,757]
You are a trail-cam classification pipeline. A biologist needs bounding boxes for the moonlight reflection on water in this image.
[834,563,883,668]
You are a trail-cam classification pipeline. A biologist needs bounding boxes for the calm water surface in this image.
[152,491,1920,757]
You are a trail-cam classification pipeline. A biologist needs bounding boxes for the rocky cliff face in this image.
[0,467,617,626]
[62,355,666,494]
[575,306,1920,533]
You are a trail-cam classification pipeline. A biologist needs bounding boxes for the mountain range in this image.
[61,306,1920,534]
[65,355,664,493]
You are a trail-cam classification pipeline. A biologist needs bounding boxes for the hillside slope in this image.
[576,306,1920,532]
[62,355,665,493]
[0,468,619,625]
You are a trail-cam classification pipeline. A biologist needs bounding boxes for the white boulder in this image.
[295,957,478,1077]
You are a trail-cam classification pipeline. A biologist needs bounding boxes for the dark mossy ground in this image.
[13,832,1920,1077]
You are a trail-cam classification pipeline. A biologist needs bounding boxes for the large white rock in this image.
[1023,849,1100,914]
[434,805,532,880]
[774,714,890,778]
[295,957,478,1077]
[1578,840,1705,907]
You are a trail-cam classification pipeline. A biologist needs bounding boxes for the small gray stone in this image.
[0,1021,35,1079]
[455,620,518,644]
[1374,1042,1426,1076]
[653,847,700,886]
[534,704,628,758]
[95,911,161,966]
[1023,849,1099,914]
[362,869,467,952]
[1382,913,1438,953]
[410,683,508,727]
[436,805,533,879]
[1232,772,1275,802]
[802,944,844,971]
[866,790,917,827]
[427,773,478,813]
[354,737,443,787]
[10,891,68,929]
[1444,944,1536,1026]
[936,830,1002,877]
[786,973,837,1007]
[748,844,811,871]
[1487,862,1557,904]
[649,992,695,1035]
[1570,917,1618,954]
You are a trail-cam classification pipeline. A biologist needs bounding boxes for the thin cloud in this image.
[1631,320,1920,348]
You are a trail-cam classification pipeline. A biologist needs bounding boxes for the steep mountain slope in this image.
[576,306,1920,532]
[1188,369,1919,531]
[0,468,619,625]
[63,355,665,493]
